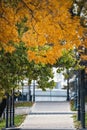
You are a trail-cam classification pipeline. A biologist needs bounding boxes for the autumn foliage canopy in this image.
[0,0,86,64]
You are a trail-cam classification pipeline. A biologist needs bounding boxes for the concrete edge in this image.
[2,128,21,130]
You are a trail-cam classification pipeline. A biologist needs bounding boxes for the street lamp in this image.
[5,93,9,128]
[6,89,15,128]
[78,45,87,128]
[2,89,20,130]
[73,47,79,110]
[80,68,85,129]
[28,84,31,101]
[74,45,86,128]
[75,51,81,121]
[66,69,70,101]
[74,74,78,109]
[77,70,81,121]
[33,80,35,102]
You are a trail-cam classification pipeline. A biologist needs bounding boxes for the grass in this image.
[73,114,81,129]
[15,101,33,107]
[70,99,87,129]
[0,119,5,130]
[0,114,26,130]
[73,113,87,129]
[86,113,87,128]
[70,99,76,111]
[14,114,26,126]
[0,101,34,130]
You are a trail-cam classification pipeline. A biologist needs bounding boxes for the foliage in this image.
[55,49,82,74]
[71,0,87,27]
[71,0,87,57]
[0,42,55,97]
[54,48,85,84]
[0,0,87,98]
[36,64,55,90]
[56,49,77,69]
[0,0,85,64]
[0,42,29,98]
[26,63,55,91]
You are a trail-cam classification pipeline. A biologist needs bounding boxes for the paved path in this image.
[86,103,87,112]
[15,107,31,115]
[19,101,76,130]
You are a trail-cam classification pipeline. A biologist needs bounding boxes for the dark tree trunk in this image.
[0,98,6,117]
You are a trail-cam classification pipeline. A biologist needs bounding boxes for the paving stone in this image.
[20,102,76,130]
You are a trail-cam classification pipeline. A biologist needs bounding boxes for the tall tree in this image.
[0,42,29,98]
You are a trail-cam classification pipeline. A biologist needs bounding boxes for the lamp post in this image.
[9,95,12,127]
[33,80,35,102]
[2,89,21,130]
[6,94,9,128]
[12,89,15,126]
[78,45,87,128]
[77,70,81,121]
[6,89,15,128]
[28,84,31,101]
[67,69,70,101]
[74,51,81,121]
[74,74,78,109]
[80,69,85,129]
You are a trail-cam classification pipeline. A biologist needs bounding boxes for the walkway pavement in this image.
[19,101,76,130]
[15,107,31,115]
[86,103,87,112]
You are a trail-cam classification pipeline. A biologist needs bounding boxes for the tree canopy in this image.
[0,0,87,99]
[71,0,87,62]
[0,42,54,98]
[0,0,85,64]
[72,0,87,27]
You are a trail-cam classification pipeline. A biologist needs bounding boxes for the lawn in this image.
[15,101,33,107]
[0,114,26,130]
[0,101,34,130]
[70,99,77,111]
[73,113,87,129]
[70,98,87,129]
[86,113,87,128]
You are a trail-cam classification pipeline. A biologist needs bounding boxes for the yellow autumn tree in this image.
[0,0,86,64]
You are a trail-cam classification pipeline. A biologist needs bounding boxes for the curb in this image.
[2,128,20,130]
